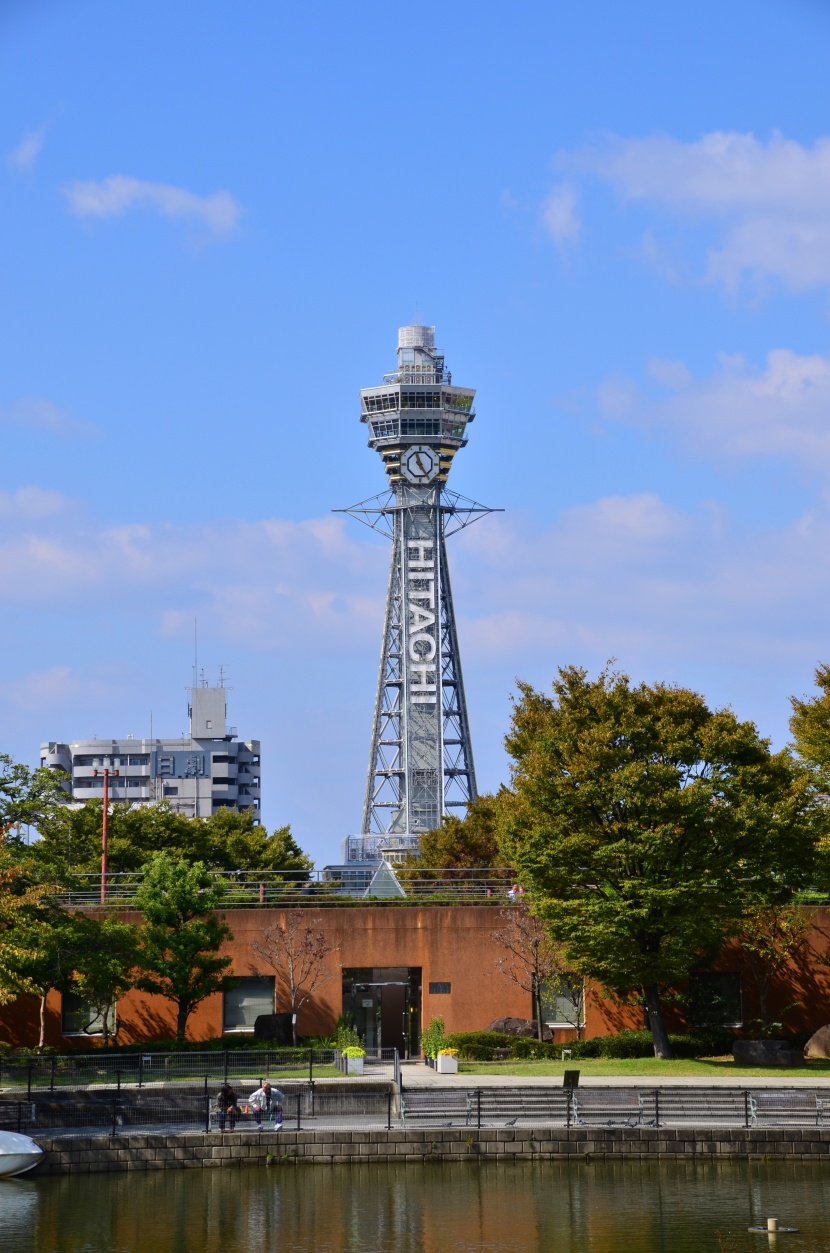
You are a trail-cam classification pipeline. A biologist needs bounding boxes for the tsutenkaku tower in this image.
[339,326,497,846]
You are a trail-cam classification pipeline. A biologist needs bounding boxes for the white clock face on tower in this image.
[400,445,440,485]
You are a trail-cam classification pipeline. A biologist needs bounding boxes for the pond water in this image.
[2,1160,830,1253]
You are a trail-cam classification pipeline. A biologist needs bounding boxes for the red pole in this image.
[101,768,109,904]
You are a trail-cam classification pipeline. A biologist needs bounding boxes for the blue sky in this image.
[3,0,830,865]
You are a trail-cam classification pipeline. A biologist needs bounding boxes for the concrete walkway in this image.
[399,1063,830,1089]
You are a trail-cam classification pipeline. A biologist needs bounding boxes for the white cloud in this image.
[0,508,387,655]
[541,183,581,245]
[6,124,47,173]
[596,347,830,470]
[0,487,74,520]
[647,357,693,390]
[563,130,830,290]
[0,396,98,437]
[62,175,242,236]
[452,492,830,678]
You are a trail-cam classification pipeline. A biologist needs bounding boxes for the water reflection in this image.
[2,1160,830,1252]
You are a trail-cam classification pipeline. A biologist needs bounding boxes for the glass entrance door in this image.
[342,968,422,1057]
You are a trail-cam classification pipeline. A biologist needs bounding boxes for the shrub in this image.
[567,1037,602,1059]
[595,1030,656,1058]
[510,1039,559,1060]
[668,1030,735,1058]
[421,1017,446,1058]
[443,1031,515,1060]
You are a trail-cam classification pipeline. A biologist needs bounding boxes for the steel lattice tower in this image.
[339,326,497,846]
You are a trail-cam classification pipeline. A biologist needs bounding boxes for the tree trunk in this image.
[176,1001,189,1043]
[292,1006,297,1047]
[643,984,672,1059]
[38,994,47,1051]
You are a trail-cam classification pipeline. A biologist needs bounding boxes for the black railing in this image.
[398,1085,830,1129]
[0,1085,398,1138]
[3,1084,829,1139]
[0,1047,400,1094]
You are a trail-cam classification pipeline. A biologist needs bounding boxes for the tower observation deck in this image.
[338,326,498,854]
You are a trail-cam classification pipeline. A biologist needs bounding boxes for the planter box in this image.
[436,1055,458,1074]
[346,1056,365,1075]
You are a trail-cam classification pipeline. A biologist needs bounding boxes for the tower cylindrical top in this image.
[360,325,476,485]
[398,325,435,350]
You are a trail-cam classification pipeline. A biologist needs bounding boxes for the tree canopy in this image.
[0,754,67,842]
[134,853,232,1042]
[497,665,820,1057]
[407,795,509,874]
[31,802,312,881]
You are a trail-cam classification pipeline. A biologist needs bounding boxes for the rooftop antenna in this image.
[193,618,198,691]
[217,665,232,689]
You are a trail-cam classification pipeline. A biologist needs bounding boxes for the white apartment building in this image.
[41,686,261,819]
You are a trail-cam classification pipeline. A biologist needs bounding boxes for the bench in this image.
[571,1089,645,1128]
[748,1091,828,1127]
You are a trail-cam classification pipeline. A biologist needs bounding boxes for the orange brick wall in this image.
[2,904,829,1050]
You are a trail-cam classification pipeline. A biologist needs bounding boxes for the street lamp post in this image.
[94,766,119,904]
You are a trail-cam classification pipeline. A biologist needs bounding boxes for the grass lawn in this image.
[458,1057,830,1080]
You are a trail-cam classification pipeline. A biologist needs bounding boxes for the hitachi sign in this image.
[407,540,437,705]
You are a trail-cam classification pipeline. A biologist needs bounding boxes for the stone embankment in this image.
[32,1126,830,1174]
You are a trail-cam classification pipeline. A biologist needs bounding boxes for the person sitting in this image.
[248,1080,284,1131]
[215,1082,240,1132]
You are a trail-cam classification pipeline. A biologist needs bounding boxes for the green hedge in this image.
[443,1031,516,1060]
[447,1028,737,1063]
[511,1030,735,1060]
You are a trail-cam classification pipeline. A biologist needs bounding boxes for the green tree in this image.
[498,666,818,1058]
[8,906,83,1048]
[32,802,311,880]
[790,663,830,888]
[0,842,55,1007]
[408,794,510,876]
[0,753,67,844]
[72,914,139,1048]
[134,854,232,1042]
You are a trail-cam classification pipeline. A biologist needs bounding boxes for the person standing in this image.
[248,1080,284,1131]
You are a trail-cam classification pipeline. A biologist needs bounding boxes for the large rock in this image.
[733,1039,803,1067]
[804,1025,830,1059]
[486,1017,552,1042]
[253,1013,293,1045]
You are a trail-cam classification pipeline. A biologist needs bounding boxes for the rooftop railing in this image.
[50,868,518,909]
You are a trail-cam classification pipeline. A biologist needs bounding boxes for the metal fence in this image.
[399,1086,830,1130]
[50,868,516,908]
[0,1048,400,1095]
[0,1084,398,1138]
[3,1084,830,1140]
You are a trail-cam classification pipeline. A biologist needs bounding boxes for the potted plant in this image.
[436,1047,459,1075]
[341,1046,366,1075]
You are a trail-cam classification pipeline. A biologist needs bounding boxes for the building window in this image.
[223,976,275,1032]
[62,991,116,1037]
[687,972,742,1028]
[429,982,451,995]
[163,785,179,796]
[540,978,585,1029]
